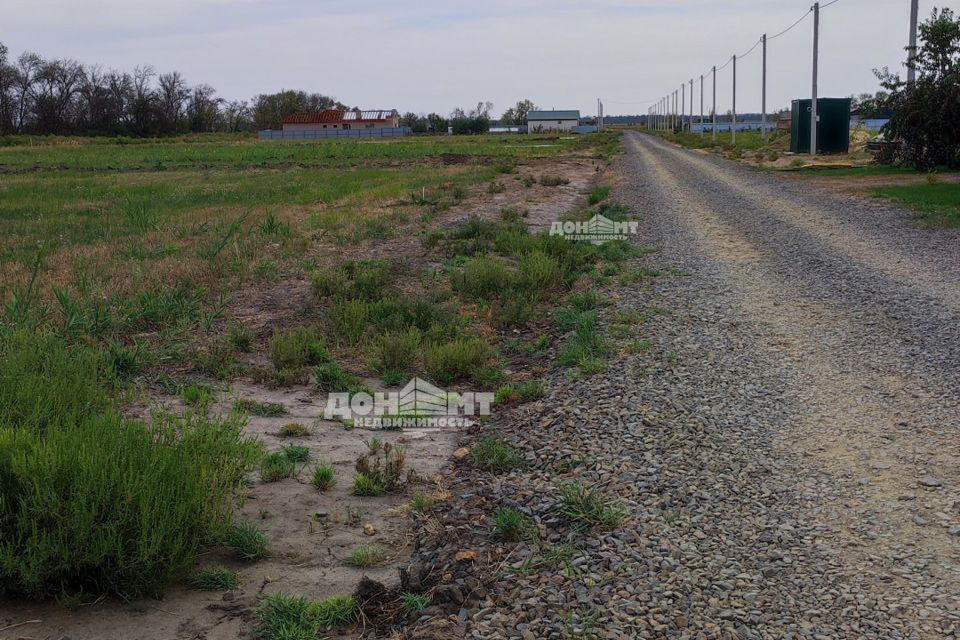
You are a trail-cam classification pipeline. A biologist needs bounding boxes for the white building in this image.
[527,110,581,133]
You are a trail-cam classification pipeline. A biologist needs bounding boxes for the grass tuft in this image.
[469,437,523,472]
[311,462,336,491]
[346,544,386,567]
[556,481,625,531]
[225,521,269,561]
[189,567,239,590]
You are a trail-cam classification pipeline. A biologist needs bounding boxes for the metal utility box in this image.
[790,98,851,154]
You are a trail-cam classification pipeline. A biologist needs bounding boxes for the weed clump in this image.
[469,437,523,472]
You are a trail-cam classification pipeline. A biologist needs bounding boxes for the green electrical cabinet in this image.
[790,98,851,154]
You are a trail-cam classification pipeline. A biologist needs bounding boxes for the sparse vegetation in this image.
[279,422,311,437]
[469,437,524,472]
[557,481,625,531]
[402,592,431,615]
[494,507,533,541]
[189,567,240,590]
[235,397,288,417]
[260,451,296,482]
[311,462,336,491]
[254,592,355,639]
[346,544,386,567]
[225,521,269,561]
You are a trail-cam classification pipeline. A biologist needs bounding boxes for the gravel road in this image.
[438,131,960,640]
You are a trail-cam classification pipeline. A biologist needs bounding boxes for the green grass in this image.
[872,183,960,227]
[235,398,288,417]
[556,481,625,531]
[423,337,496,385]
[469,437,524,472]
[254,592,355,639]
[494,507,533,542]
[188,567,240,590]
[346,544,386,567]
[224,522,269,561]
[402,592,431,615]
[411,491,434,513]
[268,328,329,370]
[280,444,310,463]
[260,451,296,482]
[311,462,336,491]
[278,422,310,437]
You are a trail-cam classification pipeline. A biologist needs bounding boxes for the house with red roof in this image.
[281,109,399,132]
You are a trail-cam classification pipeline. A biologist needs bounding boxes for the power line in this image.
[768,8,812,41]
[738,37,763,60]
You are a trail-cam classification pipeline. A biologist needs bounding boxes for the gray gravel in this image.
[405,132,960,639]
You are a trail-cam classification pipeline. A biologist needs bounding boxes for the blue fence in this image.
[259,127,412,141]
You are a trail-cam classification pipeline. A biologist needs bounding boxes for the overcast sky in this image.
[3,0,940,117]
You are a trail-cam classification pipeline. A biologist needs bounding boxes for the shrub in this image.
[343,259,392,300]
[279,422,311,437]
[568,290,606,311]
[227,321,253,352]
[516,250,563,292]
[328,298,369,345]
[0,331,117,432]
[269,328,329,370]
[179,383,212,407]
[353,443,407,494]
[469,437,523,472]
[423,337,495,385]
[281,444,310,463]
[254,592,355,639]
[314,361,363,392]
[310,267,346,298]
[539,174,570,186]
[372,329,420,374]
[311,462,336,491]
[0,410,261,599]
[260,451,296,482]
[487,181,506,194]
[225,521,269,561]
[515,379,546,402]
[494,292,538,328]
[452,256,513,301]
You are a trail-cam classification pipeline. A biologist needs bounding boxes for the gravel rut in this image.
[462,132,960,639]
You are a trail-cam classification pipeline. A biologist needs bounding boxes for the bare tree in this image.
[157,71,189,133]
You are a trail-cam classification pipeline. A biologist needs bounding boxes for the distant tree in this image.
[157,71,189,133]
[500,99,537,125]
[222,100,252,132]
[0,43,15,134]
[251,90,347,130]
[187,84,222,132]
[426,113,448,133]
[878,8,960,167]
[399,111,429,133]
[450,101,493,134]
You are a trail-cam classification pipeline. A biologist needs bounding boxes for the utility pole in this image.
[732,54,737,146]
[907,0,919,84]
[681,83,686,132]
[712,65,717,142]
[689,79,694,134]
[811,2,820,155]
[762,34,768,140]
[699,75,704,137]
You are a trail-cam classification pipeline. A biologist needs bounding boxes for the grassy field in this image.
[0,131,629,606]
[872,182,960,227]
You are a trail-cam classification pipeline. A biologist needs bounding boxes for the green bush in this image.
[423,338,495,385]
[453,256,514,301]
[0,331,117,431]
[372,328,420,374]
[516,250,563,292]
[328,298,369,345]
[224,521,269,561]
[268,328,329,371]
[310,267,346,298]
[314,361,364,392]
[0,411,261,599]
[587,186,612,205]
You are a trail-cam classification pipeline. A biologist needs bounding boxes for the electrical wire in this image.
[821,0,842,8]
[738,37,763,60]
[768,8,813,41]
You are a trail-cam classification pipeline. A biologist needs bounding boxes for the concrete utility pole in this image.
[908,0,919,84]
[700,74,704,137]
[762,34,768,140]
[732,54,737,146]
[681,83,686,132]
[689,78,694,133]
[712,65,717,142]
[811,2,820,155]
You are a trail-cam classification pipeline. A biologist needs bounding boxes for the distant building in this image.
[527,110,581,133]
[282,109,399,132]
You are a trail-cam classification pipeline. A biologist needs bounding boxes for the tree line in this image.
[0,42,350,136]
[0,42,544,139]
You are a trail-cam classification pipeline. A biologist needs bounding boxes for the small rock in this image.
[919,476,943,488]
[363,523,376,536]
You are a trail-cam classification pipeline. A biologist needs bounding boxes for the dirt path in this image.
[436,132,959,639]
[622,132,960,636]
